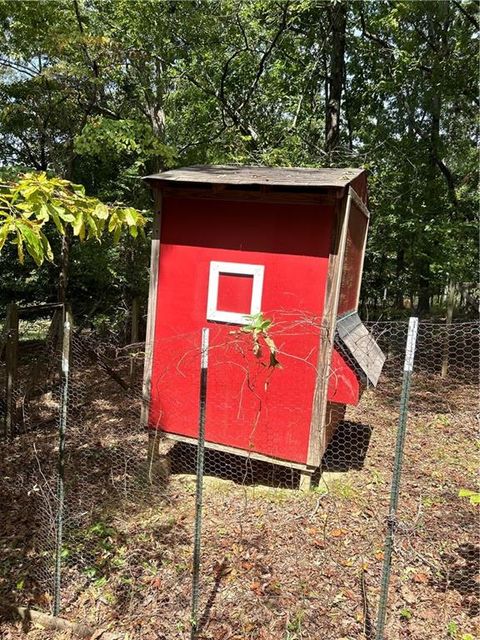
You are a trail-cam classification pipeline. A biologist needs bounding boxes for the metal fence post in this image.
[191,328,209,639]
[53,310,71,616]
[375,317,419,640]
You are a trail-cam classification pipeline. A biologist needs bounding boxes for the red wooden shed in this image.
[142,165,384,487]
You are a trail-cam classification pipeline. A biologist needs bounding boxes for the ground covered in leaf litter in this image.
[0,363,478,640]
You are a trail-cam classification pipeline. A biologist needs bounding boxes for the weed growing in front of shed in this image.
[233,312,282,369]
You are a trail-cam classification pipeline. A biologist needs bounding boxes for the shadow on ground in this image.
[437,543,480,617]
[168,419,373,489]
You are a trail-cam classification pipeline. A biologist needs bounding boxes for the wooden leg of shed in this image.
[147,431,160,483]
[299,470,313,492]
[147,431,170,484]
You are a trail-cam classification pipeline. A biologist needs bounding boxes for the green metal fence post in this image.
[375,317,419,639]
[191,327,209,639]
[53,309,71,616]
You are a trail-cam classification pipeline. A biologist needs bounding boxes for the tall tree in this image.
[325,1,347,159]
[350,0,478,314]
[0,0,477,318]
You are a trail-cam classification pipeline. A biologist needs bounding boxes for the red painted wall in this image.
[148,196,335,465]
[327,349,361,405]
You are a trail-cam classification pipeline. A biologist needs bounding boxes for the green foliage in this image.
[239,312,281,369]
[458,489,480,506]
[74,117,177,194]
[0,171,146,265]
[447,619,475,640]
[242,312,273,335]
[349,1,478,313]
[0,0,477,322]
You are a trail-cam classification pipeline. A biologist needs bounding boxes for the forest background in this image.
[0,0,478,339]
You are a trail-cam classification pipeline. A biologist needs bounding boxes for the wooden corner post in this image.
[304,191,352,488]
[3,303,19,438]
[142,191,162,437]
[129,297,141,386]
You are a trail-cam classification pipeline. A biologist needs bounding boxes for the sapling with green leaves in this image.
[232,312,281,369]
[0,171,146,266]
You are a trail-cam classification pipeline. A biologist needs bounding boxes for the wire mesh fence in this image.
[375,321,479,640]
[0,305,64,614]
[0,316,478,640]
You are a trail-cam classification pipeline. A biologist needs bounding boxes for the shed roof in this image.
[145,165,365,190]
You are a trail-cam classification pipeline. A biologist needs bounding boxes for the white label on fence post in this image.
[62,319,71,375]
[404,317,419,373]
[201,327,209,370]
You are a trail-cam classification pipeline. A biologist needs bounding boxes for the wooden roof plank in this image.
[145,165,365,189]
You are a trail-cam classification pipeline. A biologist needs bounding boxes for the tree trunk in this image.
[325,1,347,159]
[441,279,455,378]
[395,248,405,309]
[57,230,72,305]
[417,11,449,318]
[417,259,431,316]
[416,85,440,317]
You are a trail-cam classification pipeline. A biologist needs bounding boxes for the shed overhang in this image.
[144,165,366,194]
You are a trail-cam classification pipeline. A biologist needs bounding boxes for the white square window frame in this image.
[206,261,265,325]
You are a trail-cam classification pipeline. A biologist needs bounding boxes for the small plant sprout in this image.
[399,608,412,620]
[234,312,281,368]
[458,489,480,505]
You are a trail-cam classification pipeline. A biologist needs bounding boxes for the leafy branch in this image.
[0,172,146,265]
